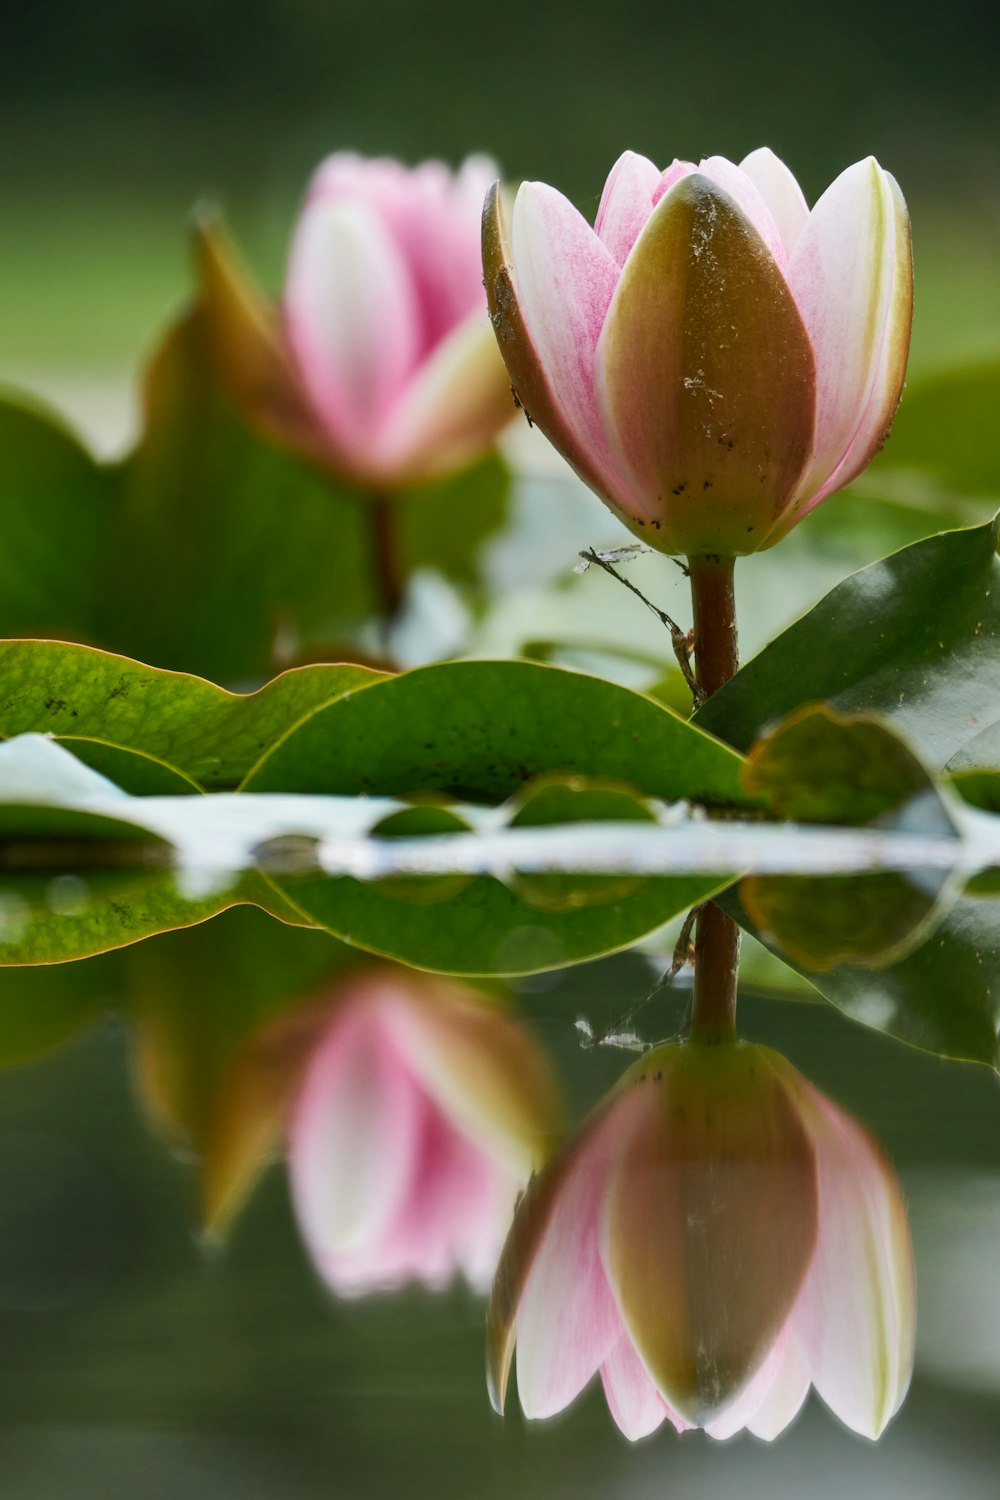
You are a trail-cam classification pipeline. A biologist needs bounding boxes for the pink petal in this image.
[375,310,515,482]
[739,148,810,257]
[594,151,662,266]
[362,1091,509,1293]
[510,182,629,505]
[386,982,562,1177]
[781,157,907,521]
[787,1080,916,1440]
[652,158,697,205]
[307,153,495,358]
[288,1004,424,1290]
[699,155,787,267]
[513,1098,629,1420]
[600,1336,676,1441]
[284,197,420,463]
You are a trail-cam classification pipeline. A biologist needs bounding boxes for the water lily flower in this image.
[488,1040,914,1441]
[198,153,514,488]
[289,968,562,1295]
[483,148,912,558]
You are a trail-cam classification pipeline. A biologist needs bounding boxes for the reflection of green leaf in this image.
[744,704,948,828]
[127,907,353,1146]
[950,770,1000,813]
[243,659,752,806]
[0,868,309,966]
[507,777,658,914]
[697,517,1000,772]
[0,639,381,789]
[724,886,1000,1072]
[268,867,726,978]
[0,950,124,1068]
[739,870,951,971]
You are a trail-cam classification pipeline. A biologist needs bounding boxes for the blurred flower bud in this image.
[198,153,514,488]
[488,1039,914,1441]
[289,968,562,1295]
[483,149,912,558]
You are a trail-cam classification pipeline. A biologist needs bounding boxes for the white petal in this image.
[699,155,788,268]
[594,150,662,266]
[739,148,810,257]
[376,310,513,482]
[783,157,903,514]
[284,197,419,457]
[600,1336,675,1441]
[746,1340,811,1441]
[789,1081,916,1439]
[288,1006,423,1279]
[515,1103,626,1419]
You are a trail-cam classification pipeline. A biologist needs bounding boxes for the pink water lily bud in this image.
[288,969,562,1296]
[488,1040,914,1442]
[483,148,912,557]
[198,153,514,489]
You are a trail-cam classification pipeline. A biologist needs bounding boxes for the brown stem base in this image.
[371,494,405,626]
[687,555,738,700]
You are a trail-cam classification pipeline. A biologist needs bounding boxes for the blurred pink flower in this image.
[288,969,561,1296]
[489,1040,914,1442]
[483,148,912,557]
[199,153,514,488]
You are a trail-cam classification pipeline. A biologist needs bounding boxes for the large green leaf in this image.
[0,315,510,683]
[0,639,382,790]
[1,720,734,974]
[696,517,1000,772]
[723,885,1000,1072]
[110,310,511,679]
[242,658,753,806]
[0,394,113,641]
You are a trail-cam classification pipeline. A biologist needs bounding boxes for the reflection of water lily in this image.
[200,153,514,488]
[489,1040,914,1441]
[289,970,562,1295]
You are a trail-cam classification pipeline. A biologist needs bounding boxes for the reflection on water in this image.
[0,922,997,1496]
[284,970,560,1294]
[488,1038,912,1442]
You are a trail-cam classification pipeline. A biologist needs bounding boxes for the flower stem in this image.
[690,901,740,1043]
[371,494,405,626]
[687,554,738,700]
[686,553,740,1041]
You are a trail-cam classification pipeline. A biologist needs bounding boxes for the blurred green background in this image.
[2,3,1000,1495]
[3,0,1000,431]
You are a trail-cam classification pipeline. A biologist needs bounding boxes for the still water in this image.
[0,911,997,1499]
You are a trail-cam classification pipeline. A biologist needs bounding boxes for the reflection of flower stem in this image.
[370,494,405,627]
[688,553,740,1041]
[690,901,740,1042]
